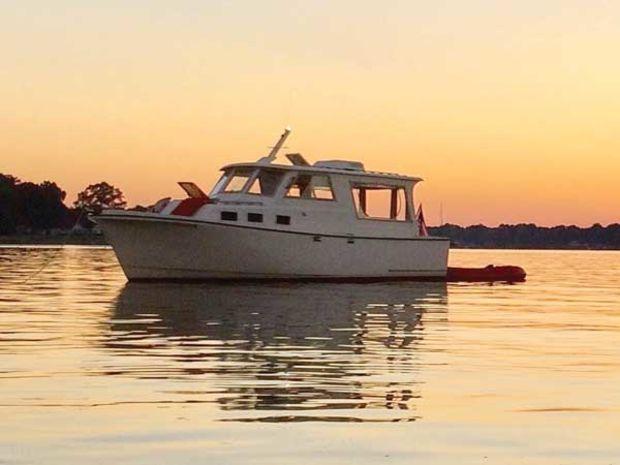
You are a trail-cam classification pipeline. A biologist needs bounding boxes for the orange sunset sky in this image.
[1,0,619,226]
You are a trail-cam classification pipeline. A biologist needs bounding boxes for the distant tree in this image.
[19,181,68,232]
[0,174,20,234]
[0,175,69,234]
[74,182,127,214]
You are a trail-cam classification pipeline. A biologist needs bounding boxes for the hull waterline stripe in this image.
[124,263,445,277]
[128,276,449,284]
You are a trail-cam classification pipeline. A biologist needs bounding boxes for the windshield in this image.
[223,168,253,193]
[211,168,285,196]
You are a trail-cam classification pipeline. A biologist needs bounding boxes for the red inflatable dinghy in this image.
[446,265,526,283]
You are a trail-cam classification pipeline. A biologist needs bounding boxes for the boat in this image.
[96,128,452,281]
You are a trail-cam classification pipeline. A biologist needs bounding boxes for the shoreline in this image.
[0,234,107,246]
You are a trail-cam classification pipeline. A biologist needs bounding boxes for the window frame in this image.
[283,172,336,202]
[210,172,231,196]
[349,181,412,222]
[244,168,285,197]
[219,168,256,194]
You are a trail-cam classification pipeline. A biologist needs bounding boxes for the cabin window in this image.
[285,174,311,198]
[223,169,253,193]
[221,211,238,221]
[276,215,291,225]
[309,175,334,200]
[247,169,284,196]
[247,212,263,223]
[285,174,335,200]
[351,184,408,221]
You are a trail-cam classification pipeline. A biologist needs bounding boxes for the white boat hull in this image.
[98,214,450,281]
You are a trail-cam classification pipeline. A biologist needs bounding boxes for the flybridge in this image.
[230,127,419,182]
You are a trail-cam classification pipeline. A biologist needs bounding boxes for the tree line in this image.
[429,223,620,250]
[0,174,126,234]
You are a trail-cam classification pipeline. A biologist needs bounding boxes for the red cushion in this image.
[171,197,208,216]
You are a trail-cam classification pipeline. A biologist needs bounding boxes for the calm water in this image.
[1,247,619,464]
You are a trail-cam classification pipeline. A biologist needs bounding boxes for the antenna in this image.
[258,127,291,164]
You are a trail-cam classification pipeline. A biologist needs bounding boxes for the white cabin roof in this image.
[221,129,423,182]
[221,161,422,182]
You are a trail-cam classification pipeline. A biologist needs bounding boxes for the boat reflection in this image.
[106,282,448,422]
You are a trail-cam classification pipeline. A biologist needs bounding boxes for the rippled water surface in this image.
[1,247,619,464]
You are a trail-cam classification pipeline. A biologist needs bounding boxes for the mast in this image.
[258,127,291,164]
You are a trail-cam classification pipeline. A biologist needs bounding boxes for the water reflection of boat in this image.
[106,282,448,422]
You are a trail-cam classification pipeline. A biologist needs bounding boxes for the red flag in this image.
[417,204,428,237]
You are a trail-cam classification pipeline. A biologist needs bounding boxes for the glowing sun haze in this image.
[2,0,619,226]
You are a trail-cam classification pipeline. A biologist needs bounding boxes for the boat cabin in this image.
[160,130,425,239]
